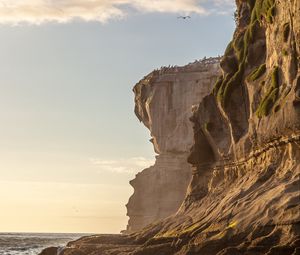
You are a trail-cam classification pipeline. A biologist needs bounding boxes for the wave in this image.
[0,233,84,255]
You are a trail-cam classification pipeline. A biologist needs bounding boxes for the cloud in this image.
[129,0,206,14]
[90,156,155,174]
[209,0,235,15]
[0,0,235,25]
[212,0,235,7]
[0,0,125,24]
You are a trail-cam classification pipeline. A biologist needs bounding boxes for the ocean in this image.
[0,232,85,255]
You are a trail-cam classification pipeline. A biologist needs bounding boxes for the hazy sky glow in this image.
[0,1,235,233]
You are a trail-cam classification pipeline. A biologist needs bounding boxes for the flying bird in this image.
[177,16,191,20]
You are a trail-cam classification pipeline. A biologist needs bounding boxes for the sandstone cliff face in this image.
[126,59,221,232]
[143,1,300,253]
[40,1,300,254]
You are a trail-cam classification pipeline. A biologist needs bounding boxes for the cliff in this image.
[40,0,300,254]
[126,58,221,232]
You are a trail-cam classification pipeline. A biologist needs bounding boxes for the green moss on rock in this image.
[256,66,281,118]
[248,64,267,81]
[247,0,256,10]
[271,66,279,89]
[266,4,276,23]
[233,33,246,62]
[213,76,224,96]
[252,0,276,24]
[215,0,276,107]
[256,88,279,117]
[224,42,234,55]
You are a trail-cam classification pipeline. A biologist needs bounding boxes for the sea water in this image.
[0,232,84,255]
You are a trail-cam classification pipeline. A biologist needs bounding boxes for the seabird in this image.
[177,16,191,20]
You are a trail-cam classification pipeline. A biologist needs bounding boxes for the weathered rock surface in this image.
[126,58,221,232]
[40,0,300,254]
[126,154,192,233]
[39,247,58,255]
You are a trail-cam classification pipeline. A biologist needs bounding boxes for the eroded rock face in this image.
[39,1,300,254]
[126,154,192,233]
[158,0,300,253]
[126,58,221,232]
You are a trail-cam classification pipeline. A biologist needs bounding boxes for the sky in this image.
[0,0,235,234]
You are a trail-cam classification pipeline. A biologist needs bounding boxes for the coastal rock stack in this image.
[126,58,221,233]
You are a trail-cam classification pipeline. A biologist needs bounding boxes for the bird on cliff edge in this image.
[177,16,191,20]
